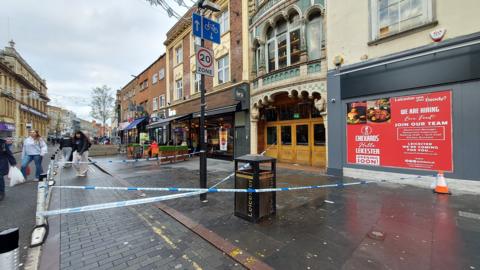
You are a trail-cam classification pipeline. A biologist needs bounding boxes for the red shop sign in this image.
[346,90,453,172]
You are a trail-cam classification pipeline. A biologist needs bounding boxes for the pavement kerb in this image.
[24,147,61,270]
[92,159,275,270]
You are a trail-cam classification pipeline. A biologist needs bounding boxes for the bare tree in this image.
[90,85,114,129]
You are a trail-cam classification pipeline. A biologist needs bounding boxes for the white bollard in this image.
[0,228,20,270]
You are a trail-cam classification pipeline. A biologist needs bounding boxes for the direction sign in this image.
[192,13,221,44]
[196,46,214,77]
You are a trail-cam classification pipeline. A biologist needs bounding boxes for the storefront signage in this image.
[20,104,48,119]
[0,122,15,131]
[346,90,453,172]
[219,128,228,151]
[195,46,214,77]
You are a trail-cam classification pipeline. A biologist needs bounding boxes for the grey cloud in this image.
[1,0,187,120]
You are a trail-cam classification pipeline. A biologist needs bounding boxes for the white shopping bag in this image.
[8,166,25,187]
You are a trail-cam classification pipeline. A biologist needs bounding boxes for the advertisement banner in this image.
[346,90,453,172]
[219,128,228,151]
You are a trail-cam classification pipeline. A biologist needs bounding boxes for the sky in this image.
[0,0,189,121]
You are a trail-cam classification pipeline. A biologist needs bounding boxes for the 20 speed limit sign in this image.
[195,46,214,77]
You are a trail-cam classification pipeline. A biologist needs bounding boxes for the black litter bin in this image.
[234,154,276,223]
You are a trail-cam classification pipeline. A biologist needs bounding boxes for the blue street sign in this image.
[192,13,221,44]
[192,13,202,39]
[202,16,220,44]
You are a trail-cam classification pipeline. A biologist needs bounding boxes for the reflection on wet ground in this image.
[97,157,480,270]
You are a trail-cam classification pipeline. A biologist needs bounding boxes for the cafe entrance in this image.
[258,92,326,167]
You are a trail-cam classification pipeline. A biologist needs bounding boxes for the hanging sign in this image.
[346,90,453,172]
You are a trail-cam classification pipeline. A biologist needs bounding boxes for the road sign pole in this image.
[199,11,208,203]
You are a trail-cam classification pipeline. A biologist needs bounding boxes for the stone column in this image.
[250,106,259,154]
[299,18,308,62]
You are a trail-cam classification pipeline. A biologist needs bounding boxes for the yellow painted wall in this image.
[326,0,480,70]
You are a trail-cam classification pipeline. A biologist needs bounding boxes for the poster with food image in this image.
[346,90,453,172]
[367,98,391,123]
[346,102,367,124]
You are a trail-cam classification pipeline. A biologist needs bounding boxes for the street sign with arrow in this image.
[192,13,220,44]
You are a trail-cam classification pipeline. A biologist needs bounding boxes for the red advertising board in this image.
[346,90,453,172]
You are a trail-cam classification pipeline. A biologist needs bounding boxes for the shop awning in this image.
[192,104,238,118]
[147,114,192,129]
[125,117,146,130]
[0,122,15,131]
[117,122,130,131]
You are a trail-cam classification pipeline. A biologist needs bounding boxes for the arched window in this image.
[306,10,323,61]
[265,10,302,73]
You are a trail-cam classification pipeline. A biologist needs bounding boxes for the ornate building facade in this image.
[248,0,327,167]
[0,40,49,145]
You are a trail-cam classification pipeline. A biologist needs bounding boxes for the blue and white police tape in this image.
[37,191,204,217]
[51,180,373,193]
[209,163,250,188]
[58,151,203,164]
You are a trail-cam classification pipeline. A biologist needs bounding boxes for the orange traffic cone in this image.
[434,171,451,195]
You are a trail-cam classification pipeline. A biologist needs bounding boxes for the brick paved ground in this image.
[94,156,480,270]
[0,146,57,268]
[41,160,243,270]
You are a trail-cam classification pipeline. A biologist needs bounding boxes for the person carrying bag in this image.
[21,130,47,181]
[72,131,91,177]
[0,138,17,201]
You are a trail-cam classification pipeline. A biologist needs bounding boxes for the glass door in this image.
[279,125,294,162]
[311,121,326,167]
[265,125,278,158]
[295,124,311,165]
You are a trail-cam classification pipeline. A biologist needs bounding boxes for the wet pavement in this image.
[92,156,480,270]
[0,146,58,268]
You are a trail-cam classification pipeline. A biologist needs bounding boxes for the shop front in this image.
[327,33,480,181]
[255,92,326,167]
[0,122,15,138]
[124,117,148,144]
[165,85,250,160]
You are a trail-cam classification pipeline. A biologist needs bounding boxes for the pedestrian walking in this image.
[21,130,47,181]
[0,138,17,201]
[72,131,91,177]
[59,134,73,168]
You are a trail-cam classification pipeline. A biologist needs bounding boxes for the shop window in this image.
[314,124,326,146]
[371,0,433,40]
[278,105,294,121]
[281,126,292,145]
[296,125,309,145]
[267,126,277,145]
[217,55,229,84]
[265,108,278,122]
[307,11,323,60]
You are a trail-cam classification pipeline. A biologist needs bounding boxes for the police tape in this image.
[36,191,204,217]
[51,180,373,193]
[58,151,204,164]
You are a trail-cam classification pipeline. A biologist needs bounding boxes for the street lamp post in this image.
[197,0,220,202]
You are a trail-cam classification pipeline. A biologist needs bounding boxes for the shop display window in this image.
[314,124,326,146]
[281,126,292,145]
[296,125,309,145]
[267,126,277,145]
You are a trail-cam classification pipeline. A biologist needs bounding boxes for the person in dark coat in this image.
[0,138,17,201]
[72,131,91,177]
